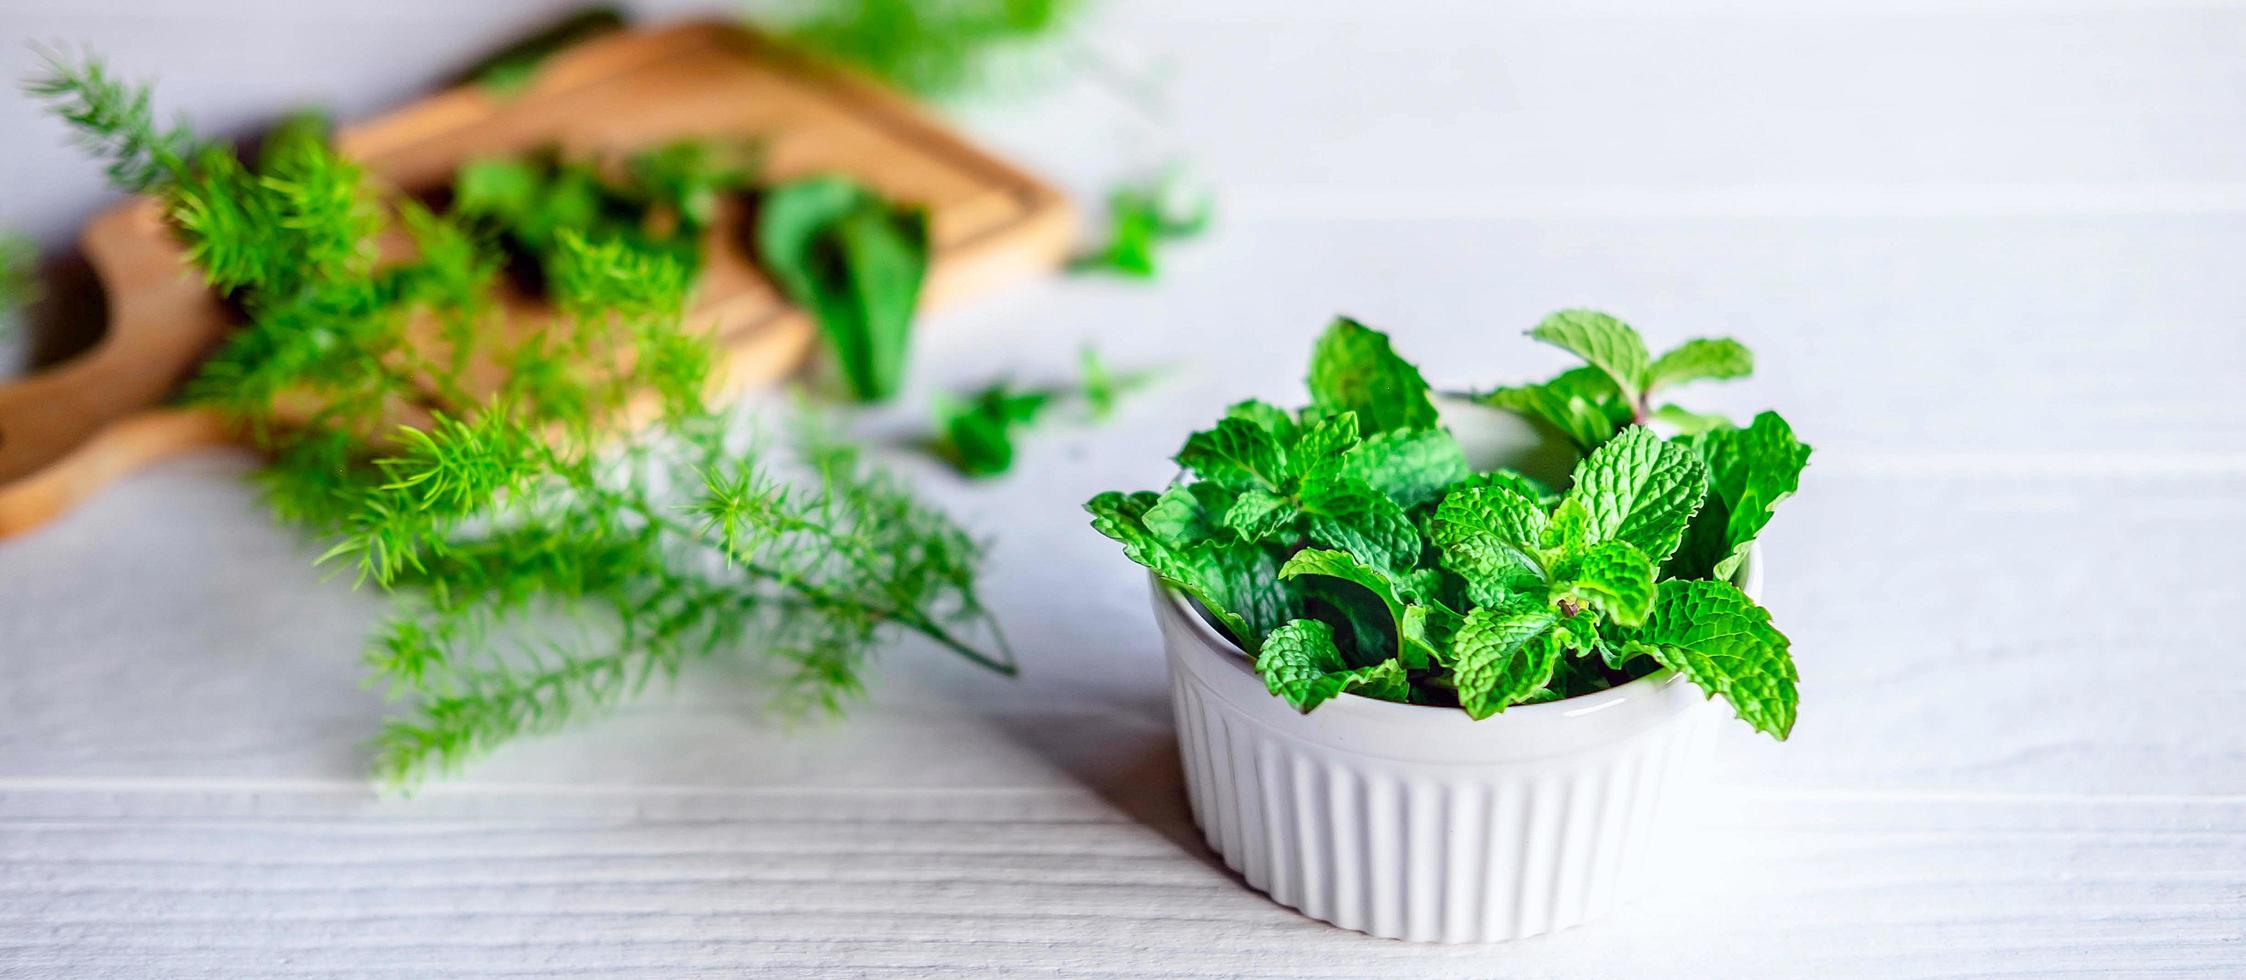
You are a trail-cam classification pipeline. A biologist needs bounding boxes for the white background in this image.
[2,1,2243,976]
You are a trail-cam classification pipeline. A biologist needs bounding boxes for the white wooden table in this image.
[3,1,2243,976]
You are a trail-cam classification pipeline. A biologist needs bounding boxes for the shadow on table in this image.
[983,702,1234,877]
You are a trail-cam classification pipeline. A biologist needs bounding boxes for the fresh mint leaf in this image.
[1225,399,1299,445]
[1672,410,1811,581]
[1399,601,1465,670]
[932,382,1054,477]
[1280,549,1405,615]
[1298,475,1420,573]
[1628,578,1798,738]
[1528,309,1651,408]
[1287,410,1363,484]
[1477,365,1632,452]
[1539,495,1591,553]
[1087,491,1292,649]
[1070,173,1213,280]
[1548,540,1656,627]
[1451,605,1562,719]
[1198,543,1298,646]
[1142,482,1231,547]
[1564,425,1707,562]
[1302,575,1397,667]
[1429,481,1548,606]
[1447,469,1560,508]
[1307,317,1439,435]
[928,351,1156,477]
[1340,428,1469,509]
[1279,548,1449,668]
[1647,337,1753,391]
[1220,487,1296,543]
[1555,614,1617,668]
[1255,619,1409,711]
[755,176,929,403]
[1176,416,1289,492]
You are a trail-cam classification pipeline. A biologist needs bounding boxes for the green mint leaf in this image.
[1554,614,1619,668]
[755,176,929,403]
[1451,606,1562,719]
[1280,548,1404,612]
[1544,649,1612,700]
[1255,619,1409,711]
[1221,487,1297,543]
[1298,475,1421,574]
[1224,399,1299,445]
[1086,491,1293,649]
[1304,575,1399,666]
[1447,469,1560,508]
[1564,425,1708,562]
[932,382,1056,477]
[1528,309,1651,408]
[1069,173,1213,280]
[1650,403,1734,436]
[1646,337,1753,392]
[1142,482,1231,547]
[1175,416,1289,492]
[1673,411,1812,581]
[1541,495,1590,552]
[1548,540,1656,627]
[1629,578,1798,738]
[1075,194,1158,277]
[1477,365,1632,452]
[1280,548,1449,669]
[1429,480,1549,606]
[1340,428,1470,509]
[1306,317,1439,435]
[1198,544,1298,647]
[1287,410,1363,484]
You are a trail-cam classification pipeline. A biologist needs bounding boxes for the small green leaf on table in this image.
[755,175,929,403]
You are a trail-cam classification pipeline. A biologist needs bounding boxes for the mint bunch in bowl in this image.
[1088,314,1810,738]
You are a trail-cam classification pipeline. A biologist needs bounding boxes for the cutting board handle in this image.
[0,203,236,536]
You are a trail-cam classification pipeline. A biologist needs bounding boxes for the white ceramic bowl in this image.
[1151,401,1758,942]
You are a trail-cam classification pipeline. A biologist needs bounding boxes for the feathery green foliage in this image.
[25,49,196,192]
[1088,316,1808,737]
[32,52,1012,786]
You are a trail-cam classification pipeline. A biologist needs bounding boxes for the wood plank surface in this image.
[1,786,2238,978]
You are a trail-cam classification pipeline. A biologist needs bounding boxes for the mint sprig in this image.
[1088,315,1809,738]
[1481,308,1758,451]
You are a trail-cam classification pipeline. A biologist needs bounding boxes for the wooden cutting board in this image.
[0,19,1073,537]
